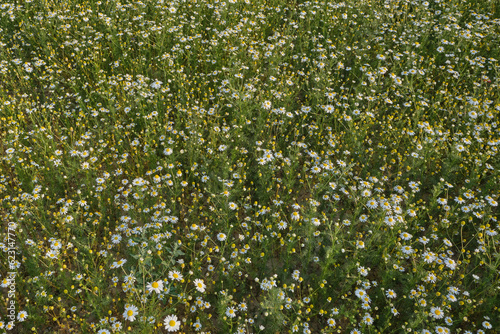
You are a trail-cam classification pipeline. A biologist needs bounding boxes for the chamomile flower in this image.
[111,258,127,269]
[164,315,181,332]
[258,98,273,111]
[366,199,378,209]
[435,326,450,334]
[277,220,288,230]
[193,279,206,292]
[386,289,397,299]
[193,321,202,331]
[355,289,367,298]
[146,280,164,294]
[111,234,121,244]
[226,307,237,318]
[430,306,445,319]
[400,232,413,240]
[358,266,369,277]
[111,321,122,332]
[168,270,183,282]
[363,313,374,325]
[444,258,456,270]
[17,311,28,321]
[123,304,138,321]
[482,321,492,329]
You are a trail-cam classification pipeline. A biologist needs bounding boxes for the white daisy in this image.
[193,279,206,293]
[123,304,138,321]
[164,315,181,332]
[146,280,164,294]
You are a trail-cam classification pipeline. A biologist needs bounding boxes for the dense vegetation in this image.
[0,0,499,333]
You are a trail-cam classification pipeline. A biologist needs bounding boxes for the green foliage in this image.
[0,0,499,333]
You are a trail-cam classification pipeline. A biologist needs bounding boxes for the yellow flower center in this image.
[152,282,158,288]
[169,320,176,327]
[127,310,134,316]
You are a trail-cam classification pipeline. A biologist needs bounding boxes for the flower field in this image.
[0,0,499,332]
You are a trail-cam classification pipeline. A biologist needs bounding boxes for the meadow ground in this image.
[0,0,499,333]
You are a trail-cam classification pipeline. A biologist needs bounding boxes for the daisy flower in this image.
[1,277,11,287]
[164,315,181,332]
[277,220,287,230]
[311,217,321,226]
[430,306,444,319]
[262,100,272,110]
[292,270,301,281]
[193,321,202,331]
[483,321,492,329]
[435,326,449,334]
[111,234,121,244]
[111,258,127,269]
[355,289,367,298]
[111,321,122,332]
[366,199,378,209]
[358,266,369,277]
[193,279,206,292]
[363,313,374,325]
[386,289,397,299]
[123,304,138,321]
[17,311,28,321]
[444,258,456,270]
[146,280,164,294]
[168,270,183,282]
[226,307,237,318]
